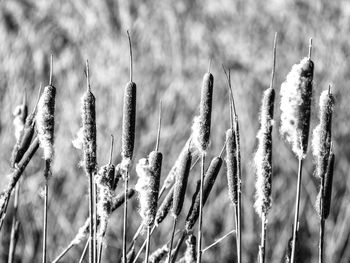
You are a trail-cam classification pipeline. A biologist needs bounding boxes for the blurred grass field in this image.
[0,0,350,262]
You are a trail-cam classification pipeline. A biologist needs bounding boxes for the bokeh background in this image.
[0,0,349,262]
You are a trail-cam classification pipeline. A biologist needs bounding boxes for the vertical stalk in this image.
[167,218,178,263]
[259,213,266,263]
[123,171,129,263]
[89,171,94,263]
[235,121,242,263]
[145,226,151,263]
[8,182,20,263]
[42,162,49,263]
[291,158,303,263]
[318,176,325,263]
[94,181,97,263]
[197,154,205,263]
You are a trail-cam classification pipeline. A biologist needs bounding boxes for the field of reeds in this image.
[0,1,350,263]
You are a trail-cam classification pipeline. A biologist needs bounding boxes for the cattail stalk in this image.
[194,65,214,263]
[82,60,97,263]
[202,229,236,253]
[122,30,137,263]
[36,55,56,263]
[254,33,277,263]
[222,65,242,263]
[286,39,314,263]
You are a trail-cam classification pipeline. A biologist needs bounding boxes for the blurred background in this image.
[0,0,349,262]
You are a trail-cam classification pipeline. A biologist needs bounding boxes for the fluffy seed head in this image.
[184,234,197,263]
[226,129,238,204]
[82,89,97,174]
[71,218,89,245]
[280,57,313,159]
[155,187,174,226]
[36,85,56,161]
[192,72,214,154]
[135,154,161,227]
[185,157,222,231]
[254,88,275,217]
[13,99,28,141]
[121,81,136,160]
[172,148,192,217]
[149,244,169,263]
[312,89,334,179]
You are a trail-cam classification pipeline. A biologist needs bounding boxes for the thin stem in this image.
[88,171,94,263]
[123,171,129,263]
[94,181,98,263]
[291,158,303,263]
[145,226,151,263]
[8,182,20,263]
[155,100,162,152]
[208,59,212,73]
[308,38,313,59]
[98,239,103,263]
[259,213,267,263]
[32,83,43,116]
[202,229,236,253]
[132,226,156,263]
[318,175,325,263]
[170,231,186,263]
[79,239,90,263]
[127,30,133,82]
[197,154,206,263]
[167,217,178,263]
[235,122,242,263]
[51,242,75,263]
[42,169,49,263]
[109,135,114,165]
[270,33,277,90]
[49,54,53,86]
[86,60,91,92]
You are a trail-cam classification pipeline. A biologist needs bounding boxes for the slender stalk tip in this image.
[270,32,277,90]
[85,60,91,92]
[127,30,133,82]
[109,135,114,165]
[49,54,53,86]
[155,100,162,151]
[308,38,313,59]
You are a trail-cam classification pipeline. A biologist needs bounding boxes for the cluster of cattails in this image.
[0,33,341,263]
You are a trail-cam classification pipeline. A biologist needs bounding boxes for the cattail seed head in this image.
[312,89,334,179]
[185,156,222,231]
[172,148,192,217]
[82,63,97,174]
[155,187,174,226]
[192,72,214,154]
[121,81,136,161]
[184,234,197,263]
[280,57,313,159]
[111,188,135,211]
[149,244,169,263]
[254,88,275,217]
[315,152,335,219]
[226,128,238,204]
[135,153,161,227]
[36,84,56,161]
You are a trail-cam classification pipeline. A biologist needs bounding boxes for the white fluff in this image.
[13,105,25,140]
[72,127,84,150]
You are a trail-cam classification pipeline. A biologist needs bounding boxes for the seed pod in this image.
[226,129,237,204]
[192,71,214,154]
[185,156,222,231]
[135,155,161,227]
[36,84,56,161]
[82,61,97,174]
[149,244,169,263]
[254,88,275,217]
[312,89,334,179]
[184,234,197,263]
[316,152,335,219]
[172,149,192,217]
[155,187,174,226]
[280,56,313,159]
[148,150,162,221]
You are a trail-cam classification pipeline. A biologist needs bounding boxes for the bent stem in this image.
[290,158,303,263]
[259,213,267,263]
[197,154,206,263]
[167,217,178,263]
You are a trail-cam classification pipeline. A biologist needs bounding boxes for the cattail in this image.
[135,158,161,227]
[184,234,197,263]
[36,84,56,162]
[185,156,223,231]
[316,152,335,219]
[280,54,314,159]
[156,187,174,226]
[82,61,97,174]
[312,88,334,179]
[254,87,275,217]
[191,69,214,154]
[172,147,192,217]
[149,245,169,263]
[226,129,237,204]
